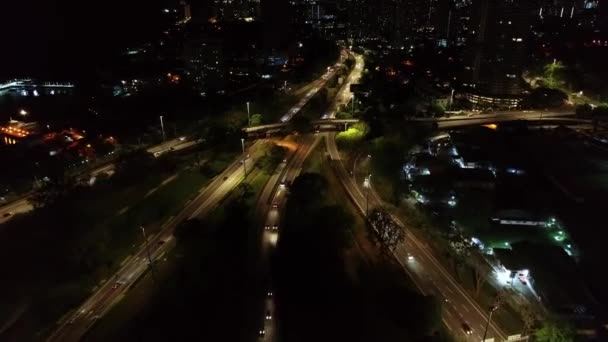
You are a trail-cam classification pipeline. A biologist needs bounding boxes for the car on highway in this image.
[264,225,270,230]
[272,202,278,208]
[223,176,228,181]
[265,310,272,320]
[272,225,278,231]
[258,329,266,337]
[461,322,473,335]
[3,212,12,218]
[267,291,273,297]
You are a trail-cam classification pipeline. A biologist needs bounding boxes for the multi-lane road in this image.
[255,134,321,342]
[326,132,510,341]
[430,110,578,129]
[279,50,348,123]
[47,140,267,342]
[44,51,353,341]
[0,137,197,225]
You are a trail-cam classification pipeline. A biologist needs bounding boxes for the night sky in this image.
[0,0,163,79]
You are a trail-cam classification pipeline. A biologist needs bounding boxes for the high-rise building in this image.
[212,0,261,21]
[184,37,225,95]
[463,0,534,108]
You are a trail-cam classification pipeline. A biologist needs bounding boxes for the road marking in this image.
[461,304,470,313]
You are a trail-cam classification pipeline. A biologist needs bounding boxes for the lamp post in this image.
[482,305,498,342]
[351,94,355,116]
[246,102,251,127]
[241,138,247,177]
[159,115,166,141]
[365,174,372,216]
[140,225,157,284]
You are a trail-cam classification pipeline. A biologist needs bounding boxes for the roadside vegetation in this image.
[273,142,445,341]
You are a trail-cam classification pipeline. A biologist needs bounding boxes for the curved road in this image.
[326,132,509,341]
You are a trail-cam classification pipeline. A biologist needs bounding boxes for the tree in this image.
[259,142,287,174]
[250,113,263,126]
[289,172,327,206]
[30,176,76,208]
[368,207,405,253]
[469,251,492,296]
[335,111,353,119]
[428,102,445,117]
[235,182,254,201]
[290,115,312,134]
[534,319,575,342]
[316,205,354,252]
[575,103,593,118]
[520,304,539,334]
[543,60,567,89]
[593,105,608,118]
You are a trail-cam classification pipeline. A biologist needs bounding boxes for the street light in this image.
[140,225,157,284]
[159,115,166,141]
[365,174,372,216]
[482,305,498,342]
[246,102,251,127]
[241,138,247,177]
[19,109,28,116]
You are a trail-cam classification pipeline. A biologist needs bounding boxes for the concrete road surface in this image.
[325,132,509,341]
[257,135,321,342]
[0,138,196,225]
[46,141,267,342]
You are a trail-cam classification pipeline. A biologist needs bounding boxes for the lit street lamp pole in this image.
[482,305,498,342]
[241,138,247,176]
[365,174,372,216]
[351,94,355,116]
[140,225,157,283]
[246,102,251,127]
[159,115,166,142]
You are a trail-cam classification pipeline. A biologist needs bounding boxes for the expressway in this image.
[47,140,267,342]
[0,137,197,225]
[326,132,509,341]
[45,51,350,341]
[279,51,348,123]
[257,134,322,342]
[430,110,578,129]
[324,52,364,120]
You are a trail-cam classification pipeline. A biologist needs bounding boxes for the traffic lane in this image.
[0,199,32,224]
[48,141,266,341]
[395,241,492,341]
[258,136,319,341]
[329,137,506,340]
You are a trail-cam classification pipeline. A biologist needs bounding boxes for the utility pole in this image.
[482,305,498,342]
[351,94,355,116]
[159,115,166,141]
[241,138,247,177]
[246,101,251,127]
[140,225,157,284]
[365,174,372,216]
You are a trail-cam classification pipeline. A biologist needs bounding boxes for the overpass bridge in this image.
[409,110,586,129]
[243,119,360,137]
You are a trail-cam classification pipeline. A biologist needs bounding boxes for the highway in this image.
[326,132,510,341]
[47,140,267,342]
[279,52,347,123]
[324,52,364,120]
[44,52,349,341]
[256,134,321,342]
[0,137,196,225]
[430,110,577,129]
